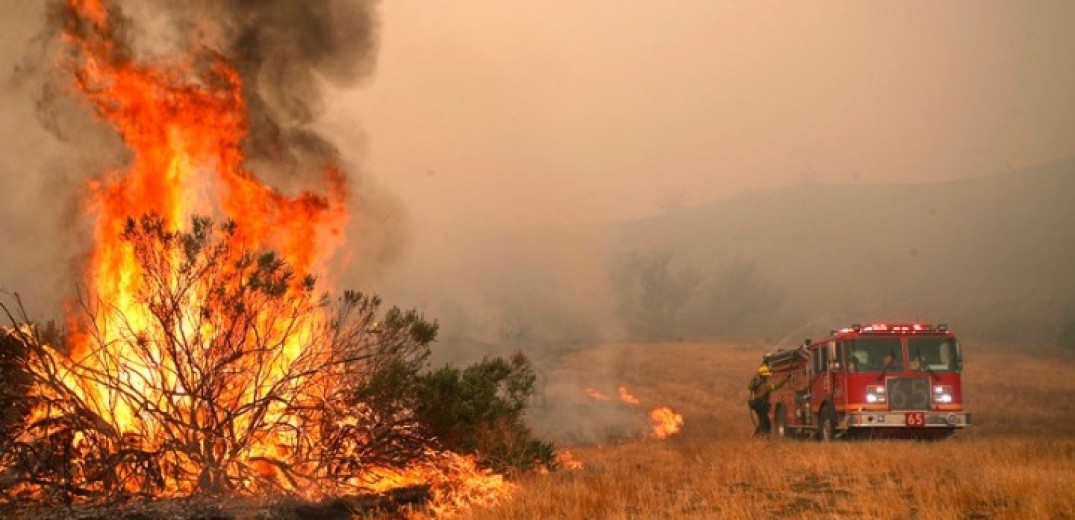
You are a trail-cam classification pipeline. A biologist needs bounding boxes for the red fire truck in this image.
[765,322,971,440]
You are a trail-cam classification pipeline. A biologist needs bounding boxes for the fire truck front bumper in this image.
[845,411,971,428]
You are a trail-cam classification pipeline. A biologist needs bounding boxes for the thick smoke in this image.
[0,0,401,317]
[198,0,379,188]
[67,0,382,184]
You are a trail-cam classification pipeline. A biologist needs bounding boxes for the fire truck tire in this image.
[773,404,788,438]
[816,404,836,442]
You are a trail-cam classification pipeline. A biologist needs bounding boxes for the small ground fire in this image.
[583,384,685,440]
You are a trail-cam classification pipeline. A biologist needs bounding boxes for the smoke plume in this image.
[0,0,399,317]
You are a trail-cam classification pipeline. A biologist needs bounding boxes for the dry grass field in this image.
[456,341,1075,520]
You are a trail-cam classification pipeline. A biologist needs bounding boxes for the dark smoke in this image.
[35,0,382,189]
[0,0,397,318]
[203,0,380,186]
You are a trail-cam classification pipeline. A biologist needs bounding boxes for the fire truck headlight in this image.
[866,385,886,403]
[932,385,953,404]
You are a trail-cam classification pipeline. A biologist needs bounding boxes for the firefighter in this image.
[747,364,788,436]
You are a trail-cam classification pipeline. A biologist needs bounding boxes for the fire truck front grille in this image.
[886,377,931,411]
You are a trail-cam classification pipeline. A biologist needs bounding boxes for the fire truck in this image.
[764,322,971,440]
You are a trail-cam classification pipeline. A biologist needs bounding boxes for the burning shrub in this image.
[0,215,438,503]
[415,353,556,473]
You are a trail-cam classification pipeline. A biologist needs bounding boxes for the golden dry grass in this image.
[457,341,1075,520]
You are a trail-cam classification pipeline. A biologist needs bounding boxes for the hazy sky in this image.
[2,0,1073,327]
[328,0,1075,235]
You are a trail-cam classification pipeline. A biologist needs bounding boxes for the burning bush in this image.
[0,216,557,511]
[0,215,438,503]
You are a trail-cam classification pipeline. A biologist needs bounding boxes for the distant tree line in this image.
[609,249,785,341]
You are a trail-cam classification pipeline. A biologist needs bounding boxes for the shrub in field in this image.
[415,353,555,472]
[0,216,447,499]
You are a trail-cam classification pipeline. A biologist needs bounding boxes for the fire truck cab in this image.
[766,322,971,440]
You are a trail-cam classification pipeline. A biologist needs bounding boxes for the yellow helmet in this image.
[757,365,771,376]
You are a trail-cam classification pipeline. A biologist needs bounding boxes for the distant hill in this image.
[611,159,1075,343]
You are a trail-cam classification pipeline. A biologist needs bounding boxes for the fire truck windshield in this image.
[908,337,962,373]
[846,338,903,373]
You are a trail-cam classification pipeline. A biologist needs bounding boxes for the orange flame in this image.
[360,451,513,518]
[58,0,346,437]
[648,407,684,439]
[585,387,609,401]
[617,385,641,405]
[555,450,584,471]
[584,385,684,440]
[31,3,354,493]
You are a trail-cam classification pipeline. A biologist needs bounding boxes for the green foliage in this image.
[346,305,437,416]
[383,306,440,346]
[358,358,422,406]
[415,352,555,472]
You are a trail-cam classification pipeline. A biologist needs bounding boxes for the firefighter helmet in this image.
[756,365,771,376]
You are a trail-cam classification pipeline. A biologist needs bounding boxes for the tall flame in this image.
[18,0,363,498]
[64,0,346,435]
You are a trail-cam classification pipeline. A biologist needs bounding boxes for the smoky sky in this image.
[331,0,1075,359]
[347,0,1075,230]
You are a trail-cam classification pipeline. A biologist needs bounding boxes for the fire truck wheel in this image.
[773,404,788,438]
[817,405,836,442]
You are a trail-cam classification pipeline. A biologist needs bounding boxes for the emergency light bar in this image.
[831,322,949,334]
